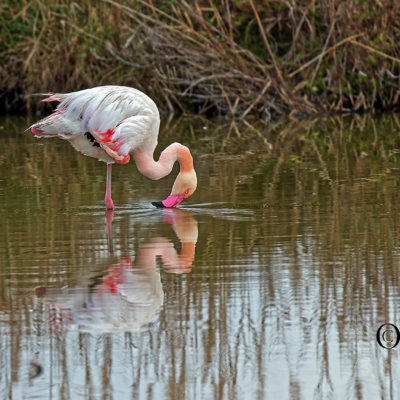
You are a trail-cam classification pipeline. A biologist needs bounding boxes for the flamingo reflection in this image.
[35,208,198,332]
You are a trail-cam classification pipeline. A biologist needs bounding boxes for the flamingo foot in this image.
[152,194,186,208]
[105,196,114,210]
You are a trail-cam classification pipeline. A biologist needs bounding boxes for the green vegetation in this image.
[1,0,400,116]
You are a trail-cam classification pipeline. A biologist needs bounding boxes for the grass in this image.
[1,0,400,117]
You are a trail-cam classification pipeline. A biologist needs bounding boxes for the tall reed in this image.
[1,0,400,116]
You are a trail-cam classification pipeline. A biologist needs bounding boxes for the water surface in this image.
[1,114,400,399]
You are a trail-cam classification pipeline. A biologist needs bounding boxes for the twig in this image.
[349,40,400,65]
[289,33,364,78]
[241,80,271,118]
[249,0,282,82]
[310,21,334,86]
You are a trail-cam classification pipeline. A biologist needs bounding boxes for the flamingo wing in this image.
[90,113,157,164]
[75,87,159,164]
[30,86,160,164]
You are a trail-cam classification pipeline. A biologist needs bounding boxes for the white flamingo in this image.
[29,85,197,209]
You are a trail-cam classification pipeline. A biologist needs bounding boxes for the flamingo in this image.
[28,85,197,209]
[34,208,198,332]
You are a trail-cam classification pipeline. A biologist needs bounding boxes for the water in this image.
[1,114,400,399]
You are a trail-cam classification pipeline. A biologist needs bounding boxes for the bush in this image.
[1,0,400,117]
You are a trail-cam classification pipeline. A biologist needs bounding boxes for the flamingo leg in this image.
[105,163,114,210]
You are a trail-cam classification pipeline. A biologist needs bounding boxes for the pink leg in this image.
[105,163,114,210]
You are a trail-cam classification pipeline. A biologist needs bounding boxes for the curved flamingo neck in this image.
[133,142,193,180]
[173,144,193,172]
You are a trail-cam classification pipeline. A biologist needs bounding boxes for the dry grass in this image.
[1,0,400,117]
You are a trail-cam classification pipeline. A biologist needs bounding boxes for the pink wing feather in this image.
[91,113,158,164]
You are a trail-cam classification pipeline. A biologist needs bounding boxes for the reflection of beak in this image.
[163,208,198,243]
[161,207,192,223]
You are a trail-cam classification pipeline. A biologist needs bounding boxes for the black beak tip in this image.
[152,201,166,208]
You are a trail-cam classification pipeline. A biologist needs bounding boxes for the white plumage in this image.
[30,85,160,164]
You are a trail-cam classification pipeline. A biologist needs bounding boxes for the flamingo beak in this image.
[152,194,186,208]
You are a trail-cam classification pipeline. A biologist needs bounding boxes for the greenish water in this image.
[1,114,400,399]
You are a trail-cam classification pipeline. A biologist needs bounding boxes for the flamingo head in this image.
[152,169,197,208]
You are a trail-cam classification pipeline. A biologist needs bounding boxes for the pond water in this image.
[1,114,400,399]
